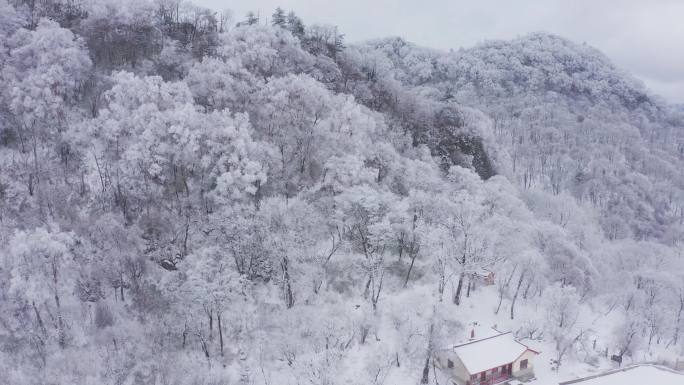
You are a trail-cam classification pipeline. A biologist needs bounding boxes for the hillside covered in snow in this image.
[0,1,683,384]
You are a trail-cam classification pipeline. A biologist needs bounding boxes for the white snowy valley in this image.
[1,1,683,385]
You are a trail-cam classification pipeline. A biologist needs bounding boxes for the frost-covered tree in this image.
[1,18,91,203]
[6,227,75,351]
[542,283,586,369]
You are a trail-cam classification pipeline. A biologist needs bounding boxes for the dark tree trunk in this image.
[218,312,224,356]
[363,273,372,299]
[671,292,684,346]
[495,265,517,315]
[403,212,420,287]
[454,271,465,306]
[421,323,434,384]
[201,339,209,359]
[397,233,405,262]
[371,268,385,311]
[182,322,188,349]
[360,325,369,344]
[510,270,526,320]
[120,272,125,302]
[282,256,295,309]
[404,253,417,288]
[420,355,430,384]
[32,301,47,337]
[207,307,213,340]
[52,258,65,349]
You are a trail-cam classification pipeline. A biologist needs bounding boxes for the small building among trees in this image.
[472,269,496,286]
[435,332,539,385]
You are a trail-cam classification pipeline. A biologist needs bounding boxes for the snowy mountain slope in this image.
[347,33,684,242]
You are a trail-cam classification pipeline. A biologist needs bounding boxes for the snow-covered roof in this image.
[451,332,535,374]
[471,268,493,276]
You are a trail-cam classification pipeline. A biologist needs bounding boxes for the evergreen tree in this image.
[272,7,286,28]
[245,11,259,26]
[286,11,305,38]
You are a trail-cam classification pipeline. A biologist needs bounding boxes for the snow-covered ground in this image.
[560,365,684,385]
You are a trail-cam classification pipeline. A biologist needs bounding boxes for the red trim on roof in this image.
[511,348,539,364]
[516,340,541,354]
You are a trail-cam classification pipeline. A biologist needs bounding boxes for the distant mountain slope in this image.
[345,33,684,241]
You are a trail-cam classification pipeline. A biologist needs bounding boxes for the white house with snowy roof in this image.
[435,332,539,385]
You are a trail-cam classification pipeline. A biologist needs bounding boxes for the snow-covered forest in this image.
[1,1,683,384]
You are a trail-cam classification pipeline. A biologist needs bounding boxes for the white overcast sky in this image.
[195,0,684,103]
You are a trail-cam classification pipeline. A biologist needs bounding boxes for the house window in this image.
[520,359,528,370]
[447,359,454,368]
[492,367,498,374]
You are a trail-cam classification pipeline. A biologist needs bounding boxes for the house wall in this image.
[512,350,536,378]
[434,350,470,385]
